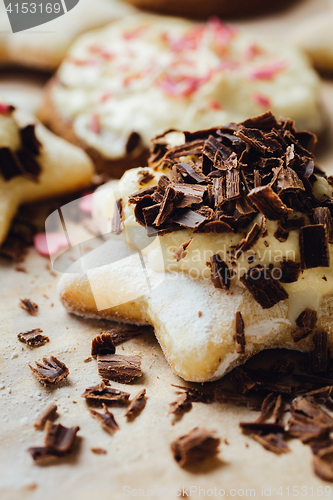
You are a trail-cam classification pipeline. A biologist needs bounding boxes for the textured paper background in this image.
[1,1,333,498]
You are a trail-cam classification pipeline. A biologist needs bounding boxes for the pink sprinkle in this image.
[209,100,223,110]
[90,113,100,134]
[244,44,263,61]
[100,92,113,103]
[123,26,148,40]
[88,45,114,60]
[79,192,94,214]
[34,233,68,257]
[208,17,237,46]
[66,56,98,66]
[0,103,12,114]
[252,92,271,107]
[249,61,287,80]
[156,73,211,98]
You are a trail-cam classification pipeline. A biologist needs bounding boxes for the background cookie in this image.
[123,0,302,20]
[295,8,333,72]
[39,14,324,176]
[0,104,93,246]
[0,0,135,71]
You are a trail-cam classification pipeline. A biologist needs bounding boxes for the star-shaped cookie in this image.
[0,103,93,247]
[57,112,333,382]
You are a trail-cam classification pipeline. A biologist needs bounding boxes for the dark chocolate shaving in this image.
[300,224,329,269]
[18,328,49,347]
[312,207,333,244]
[0,122,42,182]
[100,327,143,346]
[29,356,69,385]
[34,403,58,430]
[97,354,142,383]
[169,392,192,416]
[81,380,130,402]
[171,427,220,467]
[208,254,231,290]
[240,266,288,309]
[296,308,317,330]
[19,298,38,316]
[91,333,116,356]
[173,238,193,262]
[138,169,154,185]
[248,186,292,220]
[253,433,290,454]
[279,259,301,283]
[89,403,119,434]
[44,421,80,453]
[310,332,330,373]
[171,385,214,404]
[124,389,147,418]
[234,311,246,354]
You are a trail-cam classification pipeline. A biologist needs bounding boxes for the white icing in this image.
[52,14,323,160]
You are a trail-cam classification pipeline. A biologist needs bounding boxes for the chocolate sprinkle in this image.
[171,428,220,467]
[34,403,58,430]
[81,380,130,402]
[29,356,69,385]
[124,388,147,418]
[300,225,329,269]
[89,403,119,434]
[91,333,116,356]
[18,328,49,347]
[19,298,38,316]
[100,327,144,346]
[97,354,142,383]
[240,266,288,309]
[234,311,246,354]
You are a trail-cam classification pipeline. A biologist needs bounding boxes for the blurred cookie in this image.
[123,0,299,20]
[0,102,93,246]
[0,0,135,71]
[39,14,324,177]
[295,10,333,72]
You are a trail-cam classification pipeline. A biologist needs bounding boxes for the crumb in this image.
[84,357,92,363]
[91,447,107,455]
[25,483,38,491]
[198,311,202,317]
[15,265,27,273]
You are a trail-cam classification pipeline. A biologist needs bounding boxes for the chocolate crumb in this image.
[18,329,49,348]
[29,356,69,385]
[171,427,220,467]
[34,403,58,430]
[82,380,130,402]
[91,333,116,356]
[91,447,107,455]
[300,225,329,269]
[19,298,38,316]
[84,357,92,363]
[312,455,333,481]
[253,433,290,454]
[124,388,147,418]
[296,308,317,330]
[15,265,27,272]
[97,354,142,383]
[89,403,119,434]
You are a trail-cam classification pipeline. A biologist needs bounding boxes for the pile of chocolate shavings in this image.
[0,114,42,183]
[128,112,333,310]
[190,344,333,481]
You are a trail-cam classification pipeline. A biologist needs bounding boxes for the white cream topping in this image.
[93,166,333,325]
[53,14,323,160]
[0,112,21,151]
